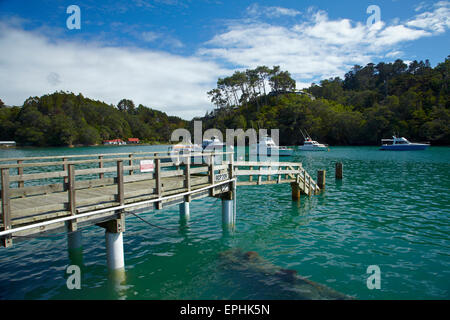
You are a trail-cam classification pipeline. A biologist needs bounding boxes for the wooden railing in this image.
[0,151,234,231]
[234,161,320,195]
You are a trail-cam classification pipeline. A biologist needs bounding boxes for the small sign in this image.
[215,173,229,182]
[140,160,154,173]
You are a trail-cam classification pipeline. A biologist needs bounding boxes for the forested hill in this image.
[199,57,450,145]
[0,92,188,146]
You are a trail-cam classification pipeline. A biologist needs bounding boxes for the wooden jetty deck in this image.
[0,151,321,253]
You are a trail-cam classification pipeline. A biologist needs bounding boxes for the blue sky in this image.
[0,0,449,119]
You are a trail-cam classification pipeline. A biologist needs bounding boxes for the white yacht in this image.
[380,136,429,150]
[298,138,328,151]
[250,135,293,156]
[202,136,230,151]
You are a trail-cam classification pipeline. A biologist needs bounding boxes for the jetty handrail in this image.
[0,151,234,169]
[0,152,235,232]
[234,161,320,193]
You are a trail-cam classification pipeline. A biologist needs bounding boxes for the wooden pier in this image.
[0,151,321,273]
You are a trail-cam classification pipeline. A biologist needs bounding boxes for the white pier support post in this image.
[221,188,235,232]
[106,231,125,271]
[179,201,190,222]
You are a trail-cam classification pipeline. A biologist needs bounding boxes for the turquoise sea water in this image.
[0,145,449,300]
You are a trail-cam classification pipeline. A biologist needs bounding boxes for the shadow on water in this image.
[217,248,352,300]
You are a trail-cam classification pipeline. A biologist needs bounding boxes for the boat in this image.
[298,130,328,151]
[202,136,230,152]
[250,135,293,156]
[299,138,328,151]
[380,136,430,150]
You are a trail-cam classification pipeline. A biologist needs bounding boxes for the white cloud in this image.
[407,1,450,33]
[200,5,446,85]
[0,23,226,119]
[247,3,301,19]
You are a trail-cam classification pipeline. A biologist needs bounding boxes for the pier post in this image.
[97,216,126,284]
[317,170,326,190]
[179,201,190,222]
[105,231,125,271]
[221,190,234,231]
[290,182,301,202]
[67,230,83,266]
[335,162,343,180]
[1,168,12,247]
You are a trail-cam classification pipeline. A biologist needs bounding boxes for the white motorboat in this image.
[380,136,429,150]
[250,135,293,156]
[202,136,229,151]
[298,130,328,151]
[298,138,328,151]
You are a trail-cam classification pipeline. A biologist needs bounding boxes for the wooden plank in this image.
[67,164,77,231]
[209,156,215,196]
[117,161,124,205]
[237,179,295,186]
[160,169,184,178]
[155,159,162,209]
[235,169,297,176]
[234,161,302,168]
[99,156,104,179]
[184,158,191,202]
[190,166,209,174]
[128,154,133,175]
[10,183,64,198]
[123,173,154,183]
[1,168,12,247]
[9,170,67,182]
[17,160,24,188]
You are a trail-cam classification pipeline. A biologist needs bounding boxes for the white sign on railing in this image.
[140,160,155,173]
[215,173,229,182]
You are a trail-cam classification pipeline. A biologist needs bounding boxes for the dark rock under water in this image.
[218,248,353,300]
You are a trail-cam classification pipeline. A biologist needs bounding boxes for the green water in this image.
[0,145,449,299]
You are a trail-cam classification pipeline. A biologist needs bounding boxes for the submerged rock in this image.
[218,248,353,300]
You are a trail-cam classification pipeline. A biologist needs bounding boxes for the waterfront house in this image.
[127,138,140,144]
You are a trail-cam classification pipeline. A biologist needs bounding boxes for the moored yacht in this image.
[380,136,429,150]
[250,135,293,156]
[298,138,328,151]
[298,130,328,151]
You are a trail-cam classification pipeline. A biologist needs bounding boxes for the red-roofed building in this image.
[128,138,140,144]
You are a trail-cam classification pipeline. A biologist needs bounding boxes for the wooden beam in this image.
[128,154,134,175]
[317,170,326,190]
[335,162,343,179]
[155,158,162,209]
[184,158,191,202]
[67,164,77,232]
[1,168,12,247]
[99,156,104,180]
[17,160,24,188]
[116,161,124,205]
[63,157,68,185]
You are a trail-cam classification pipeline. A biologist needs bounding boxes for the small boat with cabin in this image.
[250,135,293,156]
[380,136,429,151]
[298,130,328,151]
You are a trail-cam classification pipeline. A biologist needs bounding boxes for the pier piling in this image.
[67,230,83,266]
[335,162,343,180]
[317,170,326,190]
[221,191,234,230]
[105,231,125,271]
[179,201,190,222]
[290,182,301,202]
